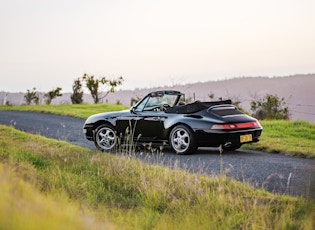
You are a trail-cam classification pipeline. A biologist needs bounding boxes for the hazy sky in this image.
[1,0,314,92]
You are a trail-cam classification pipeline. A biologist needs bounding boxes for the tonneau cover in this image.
[166,100,232,114]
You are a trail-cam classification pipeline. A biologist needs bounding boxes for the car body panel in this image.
[83,90,263,153]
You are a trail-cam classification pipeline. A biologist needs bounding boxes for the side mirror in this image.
[130,107,136,114]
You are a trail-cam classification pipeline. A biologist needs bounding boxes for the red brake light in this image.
[211,121,260,130]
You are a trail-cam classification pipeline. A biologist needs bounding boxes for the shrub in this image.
[71,78,84,104]
[251,94,289,120]
[24,88,39,105]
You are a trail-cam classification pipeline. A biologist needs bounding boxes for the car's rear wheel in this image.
[169,125,197,155]
[94,124,117,151]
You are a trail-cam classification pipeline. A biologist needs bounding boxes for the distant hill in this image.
[1,74,315,122]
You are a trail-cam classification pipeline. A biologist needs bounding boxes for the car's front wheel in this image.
[94,124,117,151]
[169,125,197,155]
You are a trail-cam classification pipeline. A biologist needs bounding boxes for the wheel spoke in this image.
[172,128,190,152]
[96,126,117,150]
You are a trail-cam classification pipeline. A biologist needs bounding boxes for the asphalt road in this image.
[0,110,314,200]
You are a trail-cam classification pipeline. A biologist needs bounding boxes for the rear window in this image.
[210,107,243,116]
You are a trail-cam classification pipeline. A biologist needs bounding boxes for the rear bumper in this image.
[195,128,262,147]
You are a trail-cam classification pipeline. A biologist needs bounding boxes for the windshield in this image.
[134,91,183,112]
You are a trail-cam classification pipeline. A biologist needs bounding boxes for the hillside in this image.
[1,74,314,122]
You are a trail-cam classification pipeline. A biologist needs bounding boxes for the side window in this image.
[134,97,149,112]
[145,97,161,108]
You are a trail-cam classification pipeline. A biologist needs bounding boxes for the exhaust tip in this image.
[224,142,232,148]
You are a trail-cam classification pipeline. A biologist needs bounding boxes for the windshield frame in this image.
[132,91,184,112]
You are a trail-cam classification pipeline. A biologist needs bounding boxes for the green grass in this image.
[0,125,314,229]
[0,103,129,118]
[1,104,315,158]
[242,120,315,158]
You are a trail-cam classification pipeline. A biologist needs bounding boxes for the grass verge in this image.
[0,125,314,229]
[0,103,129,119]
[243,120,315,158]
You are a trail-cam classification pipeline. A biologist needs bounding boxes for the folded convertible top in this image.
[166,100,232,114]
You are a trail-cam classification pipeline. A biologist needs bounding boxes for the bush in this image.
[24,88,39,105]
[251,94,289,120]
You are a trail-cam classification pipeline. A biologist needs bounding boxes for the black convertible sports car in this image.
[83,90,262,154]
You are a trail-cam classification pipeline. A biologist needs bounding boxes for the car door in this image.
[133,110,167,142]
[115,110,167,142]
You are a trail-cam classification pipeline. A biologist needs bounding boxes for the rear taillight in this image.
[211,121,261,130]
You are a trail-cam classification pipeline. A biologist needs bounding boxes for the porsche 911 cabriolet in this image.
[83,90,262,154]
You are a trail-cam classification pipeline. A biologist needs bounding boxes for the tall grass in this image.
[1,125,314,229]
[0,163,114,230]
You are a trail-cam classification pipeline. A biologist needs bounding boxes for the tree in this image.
[71,78,84,104]
[44,87,62,105]
[82,73,124,104]
[250,94,290,120]
[24,88,39,105]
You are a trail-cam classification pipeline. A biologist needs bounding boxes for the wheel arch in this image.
[164,115,205,138]
[166,122,195,138]
[92,120,115,133]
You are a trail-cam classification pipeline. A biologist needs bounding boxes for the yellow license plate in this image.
[240,134,253,143]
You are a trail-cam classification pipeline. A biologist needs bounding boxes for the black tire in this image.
[169,125,197,155]
[94,124,117,151]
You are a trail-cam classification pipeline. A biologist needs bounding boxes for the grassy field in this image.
[242,120,315,158]
[0,125,314,229]
[1,103,315,158]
